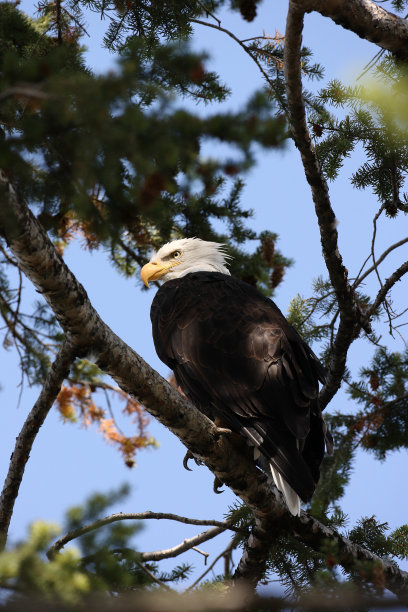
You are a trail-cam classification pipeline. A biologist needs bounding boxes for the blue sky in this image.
[1,0,407,589]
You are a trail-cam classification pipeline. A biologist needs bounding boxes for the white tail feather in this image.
[269,463,301,516]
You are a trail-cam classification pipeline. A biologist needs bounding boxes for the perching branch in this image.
[1,175,408,598]
[48,512,242,559]
[0,340,76,547]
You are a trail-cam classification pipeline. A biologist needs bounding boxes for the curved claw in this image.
[213,476,224,494]
[183,450,194,471]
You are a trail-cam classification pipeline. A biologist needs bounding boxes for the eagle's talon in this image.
[213,477,224,494]
[183,450,194,471]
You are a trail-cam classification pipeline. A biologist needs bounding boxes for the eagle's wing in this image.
[151,272,328,501]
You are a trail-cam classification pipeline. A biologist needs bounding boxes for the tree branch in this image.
[191,19,275,89]
[0,340,76,547]
[294,511,408,600]
[233,514,277,588]
[294,0,408,59]
[367,260,408,319]
[140,526,228,562]
[47,512,242,559]
[353,237,408,288]
[284,3,367,411]
[1,175,408,598]
[187,539,236,590]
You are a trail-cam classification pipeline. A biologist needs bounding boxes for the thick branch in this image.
[1,176,408,597]
[233,514,277,588]
[294,512,408,600]
[48,512,241,559]
[0,341,76,546]
[284,4,366,410]
[0,168,286,530]
[294,0,408,60]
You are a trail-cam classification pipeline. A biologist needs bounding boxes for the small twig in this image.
[191,19,275,89]
[103,387,126,437]
[357,48,386,80]
[196,0,221,26]
[0,87,50,102]
[371,205,385,290]
[370,193,395,337]
[61,5,90,37]
[366,260,408,320]
[186,540,236,590]
[353,237,408,289]
[134,559,173,590]
[0,244,18,266]
[117,237,147,268]
[298,290,336,327]
[192,546,210,563]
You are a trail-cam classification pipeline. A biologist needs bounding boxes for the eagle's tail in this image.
[269,462,301,516]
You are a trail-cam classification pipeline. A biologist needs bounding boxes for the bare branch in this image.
[284,3,367,410]
[233,514,276,589]
[187,539,236,590]
[133,559,173,590]
[294,511,408,600]
[0,340,76,547]
[294,0,408,59]
[284,2,408,407]
[353,236,408,288]
[191,19,275,89]
[367,260,408,319]
[48,512,241,559]
[140,526,228,562]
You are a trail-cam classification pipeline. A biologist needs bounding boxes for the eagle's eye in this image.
[172,250,181,259]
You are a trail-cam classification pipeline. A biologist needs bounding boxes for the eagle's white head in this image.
[141,238,231,287]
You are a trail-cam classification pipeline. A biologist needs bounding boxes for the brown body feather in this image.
[151,271,330,502]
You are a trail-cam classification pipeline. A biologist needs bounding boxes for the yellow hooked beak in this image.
[140,261,181,287]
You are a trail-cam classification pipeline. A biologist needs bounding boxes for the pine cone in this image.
[239,0,257,22]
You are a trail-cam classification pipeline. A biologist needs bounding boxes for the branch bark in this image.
[353,237,408,289]
[284,3,368,411]
[1,174,408,598]
[294,0,408,59]
[47,512,241,559]
[140,526,228,562]
[233,514,277,587]
[0,341,76,546]
[294,512,408,599]
[367,260,408,318]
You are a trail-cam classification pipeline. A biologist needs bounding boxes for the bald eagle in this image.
[141,238,332,515]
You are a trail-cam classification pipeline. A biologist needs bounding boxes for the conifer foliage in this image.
[0,0,408,608]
